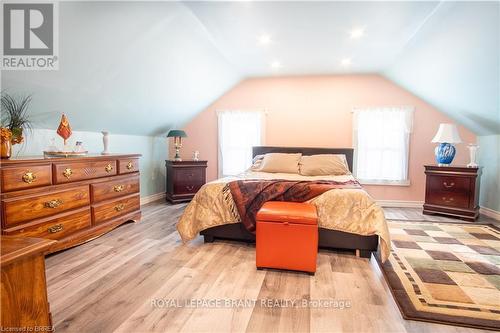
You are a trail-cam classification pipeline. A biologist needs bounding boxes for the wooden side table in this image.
[165,160,207,204]
[423,165,481,221]
[1,236,56,330]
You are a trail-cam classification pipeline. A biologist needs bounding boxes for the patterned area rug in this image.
[378,221,500,330]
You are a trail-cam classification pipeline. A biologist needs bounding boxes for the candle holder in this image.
[467,144,479,168]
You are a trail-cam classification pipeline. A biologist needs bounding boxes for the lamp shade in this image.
[431,123,462,144]
[167,130,187,138]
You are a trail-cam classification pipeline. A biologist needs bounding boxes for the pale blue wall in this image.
[385,1,500,211]
[478,135,500,212]
[12,129,167,197]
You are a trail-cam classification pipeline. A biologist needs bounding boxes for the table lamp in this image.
[431,123,462,166]
[167,130,187,161]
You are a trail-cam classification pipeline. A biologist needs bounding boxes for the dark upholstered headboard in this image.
[252,146,354,172]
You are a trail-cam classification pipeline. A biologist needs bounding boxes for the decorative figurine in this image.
[101,131,110,155]
[43,114,88,158]
[57,113,72,148]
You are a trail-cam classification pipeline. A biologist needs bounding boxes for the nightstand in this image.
[165,160,207,204]
[423,165,481,221]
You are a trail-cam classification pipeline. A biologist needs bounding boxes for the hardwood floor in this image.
[45,202,496,333]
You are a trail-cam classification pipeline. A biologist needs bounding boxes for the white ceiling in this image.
[185,1,441,76]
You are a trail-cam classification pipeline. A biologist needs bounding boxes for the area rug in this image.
[378,221,500,330]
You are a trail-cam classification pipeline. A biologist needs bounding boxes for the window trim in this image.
[358,179,411,186]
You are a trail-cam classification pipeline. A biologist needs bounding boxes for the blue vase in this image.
[435,142,456,165]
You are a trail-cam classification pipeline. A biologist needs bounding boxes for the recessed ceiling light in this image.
[258,34,272,45]
[350,27,365,39]
[271,60,282,69]
[341,58,352,66]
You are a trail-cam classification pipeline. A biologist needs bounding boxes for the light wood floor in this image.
[45,202,497,333]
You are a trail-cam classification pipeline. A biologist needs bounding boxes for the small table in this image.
[423,165,481,221]
[1,236,56,330]
[165,160,207,204]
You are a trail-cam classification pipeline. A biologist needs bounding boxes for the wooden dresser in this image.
[423,165,481,221]
[0,154,141,253]
[165,160,207,203]
[1,236,55,330]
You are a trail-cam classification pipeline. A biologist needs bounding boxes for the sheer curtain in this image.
[353,106,414,184]
[217,110,265,177]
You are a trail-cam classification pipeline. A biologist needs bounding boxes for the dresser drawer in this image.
[91,194,140,224]
[54,160,117,184]
[426,175,471,208]
[1,165,52,192]
[2,185,90,227]
[118,158,139,174]
[3,208,91,240]
[173,167,205,194]
[91,175,140,202]
[428,175,471,194]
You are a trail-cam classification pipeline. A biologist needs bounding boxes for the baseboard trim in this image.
[479,207,500,221]
[140,192,165,205]
[376,200,424,208]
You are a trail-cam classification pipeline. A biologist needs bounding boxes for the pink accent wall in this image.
[178,74,476,202]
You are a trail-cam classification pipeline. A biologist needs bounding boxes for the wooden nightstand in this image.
[165,160,207,204]
[423,165,481,221]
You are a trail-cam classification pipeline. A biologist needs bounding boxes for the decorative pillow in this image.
[257,153,302,174]
[250,154,265,171]
[299,154,351,176]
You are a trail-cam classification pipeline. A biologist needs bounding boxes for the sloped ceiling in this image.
[2,1,498,136]
[385,1,500,135]
[1,2,242,136]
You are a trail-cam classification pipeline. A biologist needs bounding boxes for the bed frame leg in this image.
[357,250,372,259]
[203,235,215,243]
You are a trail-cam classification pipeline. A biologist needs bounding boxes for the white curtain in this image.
[353,106,414,183]
[217,110,265,177]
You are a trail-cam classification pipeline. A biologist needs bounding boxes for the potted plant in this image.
[1,92,33,158]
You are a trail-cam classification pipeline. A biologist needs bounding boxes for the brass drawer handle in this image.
[44,199,63,208]
[443,182,455,188]
[22,171,37,184]
[113,185,124,192]
[63,168,72,179]
[126,161,133,170]
[105,164,113,173]
[442,196,455,203]
[186,185,194,191]
[115,203,125,212]
[48,224,63,233]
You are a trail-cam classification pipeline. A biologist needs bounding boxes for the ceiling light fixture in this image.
[350,27,365,39]
[258,34,272,45]
[341,58,352,67]
[271,61,282,69]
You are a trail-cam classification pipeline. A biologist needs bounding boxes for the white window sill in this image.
[359,179,411,186]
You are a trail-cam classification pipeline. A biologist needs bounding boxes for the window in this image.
[217,110,265,177]
[353,106,414,185]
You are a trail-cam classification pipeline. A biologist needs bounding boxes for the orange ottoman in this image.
[256,201,318,274]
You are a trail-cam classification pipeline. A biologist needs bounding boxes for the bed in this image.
[177,146,391,261]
